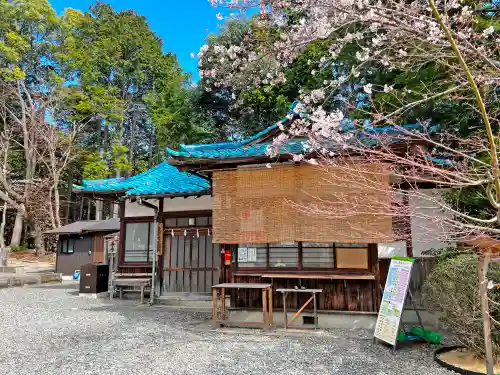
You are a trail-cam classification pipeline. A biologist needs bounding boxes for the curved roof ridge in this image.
[178,101,301,153]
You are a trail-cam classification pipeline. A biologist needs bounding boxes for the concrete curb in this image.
[0,272,62,289]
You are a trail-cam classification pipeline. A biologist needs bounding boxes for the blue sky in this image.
[49,0,231,80]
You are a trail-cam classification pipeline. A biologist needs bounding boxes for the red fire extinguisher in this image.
[224,249,231,266]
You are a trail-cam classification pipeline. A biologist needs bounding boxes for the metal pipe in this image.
[137,198,159,305]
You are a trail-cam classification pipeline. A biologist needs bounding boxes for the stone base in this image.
[226,309,438,330]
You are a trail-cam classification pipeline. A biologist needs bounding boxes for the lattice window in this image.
[269,242,298,268]
[302,242,335,268]
[124,223,154,262]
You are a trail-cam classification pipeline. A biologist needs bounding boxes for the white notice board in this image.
[238,247,257,263]
[238,248,248,263]
[247,247,257,262]
[374,257,414,346]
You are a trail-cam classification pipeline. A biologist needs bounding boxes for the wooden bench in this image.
[111,277,151,304]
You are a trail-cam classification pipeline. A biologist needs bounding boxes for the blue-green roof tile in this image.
[74,162,209,196]
[167,140,306,159]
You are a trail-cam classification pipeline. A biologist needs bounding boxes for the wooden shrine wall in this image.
[230,275,379,312]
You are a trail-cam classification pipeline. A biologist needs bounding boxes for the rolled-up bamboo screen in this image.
[212,164,393,244]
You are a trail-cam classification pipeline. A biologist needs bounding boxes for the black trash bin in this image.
[79,263,109,294]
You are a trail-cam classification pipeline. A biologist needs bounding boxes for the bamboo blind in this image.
[212,164,393,244]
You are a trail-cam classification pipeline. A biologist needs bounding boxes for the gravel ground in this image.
[0,282,455,375]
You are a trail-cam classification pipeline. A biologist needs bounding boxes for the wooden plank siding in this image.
[228,243,381,312]
[56,234,92,276]
[230,275,379,312]
[92,233,105,263]
[229,258,437,312]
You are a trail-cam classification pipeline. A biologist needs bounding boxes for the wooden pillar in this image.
[402,190,413,257]
[87,198,91,220]
[478,249,495,375]
[95,200,102,220]
[157,198,164,295]
[118,200,126,266]
[369,243,381,311]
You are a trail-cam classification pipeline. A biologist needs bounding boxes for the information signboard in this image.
[247,247,257,262]
[238,247,248,263]
[374,256,414,346]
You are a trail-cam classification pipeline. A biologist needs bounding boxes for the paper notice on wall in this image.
[238,248,248,263]
[374,257,414,346]
[247,248,257,262]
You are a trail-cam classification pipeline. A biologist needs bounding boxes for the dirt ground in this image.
[7,251,55,267]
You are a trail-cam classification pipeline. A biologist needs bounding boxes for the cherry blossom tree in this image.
[203,0,498,239]
[207,0,498,369]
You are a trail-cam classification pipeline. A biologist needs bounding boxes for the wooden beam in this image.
[258,273,376,280]
[288,295,314,326]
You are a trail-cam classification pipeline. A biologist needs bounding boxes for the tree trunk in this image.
[148,127,155,169]
[130,113,136,175]
[47,185,56,229]
[0,202,7,266]
[65,169,73,224]
[94,119,106,221]
[33,222,44,256]
[10,210,24,247]
[0,202,6,249]
[53,180,62,227]
[112,170,121,217]
[79,197,84,221]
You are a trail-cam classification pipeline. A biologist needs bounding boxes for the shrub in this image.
[10,245,27,253]
[423,253,500,356]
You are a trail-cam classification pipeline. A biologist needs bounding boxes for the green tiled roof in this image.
[167,139,306,159]
[166,123,441,160]
[166,101,301,160]
[166,100,443,161]
[73,162,209,196]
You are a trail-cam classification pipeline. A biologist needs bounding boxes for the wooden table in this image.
[277,288,323,330]
[212,283,273,330]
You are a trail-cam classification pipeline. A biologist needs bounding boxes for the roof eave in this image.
[170,154,296,172]
[127,190,212,199]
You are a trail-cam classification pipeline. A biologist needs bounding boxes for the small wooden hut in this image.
[45,219,120,276]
